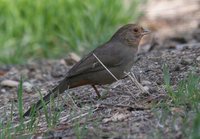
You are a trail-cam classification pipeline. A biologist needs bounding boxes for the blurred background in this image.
[0,0,141,64]
[0,0,199,64]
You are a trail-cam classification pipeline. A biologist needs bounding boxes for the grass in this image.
[73,113,89,139]
[0,77,62,138]
[0,0,142,64]
[0,77,26,139]
[39,91,61,128]
[0,77,97,138]
[151,64,200,139]
[17,77,25,131]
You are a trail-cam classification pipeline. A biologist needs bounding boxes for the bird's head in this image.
[111,24,150,47]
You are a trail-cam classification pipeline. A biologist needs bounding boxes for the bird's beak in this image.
[141,28,151,35]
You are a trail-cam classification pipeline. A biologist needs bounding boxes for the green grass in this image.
[73,113,90,139]
[163,65,200,111]
[17,77,25,131]
[39,90,61,128]
[151,65,200,139]
[0,77,25,139]
[0,0,141,64]
[0,77,95,138]
[0,78,62,138]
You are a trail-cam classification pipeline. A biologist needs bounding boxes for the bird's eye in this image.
[133,28,139,33]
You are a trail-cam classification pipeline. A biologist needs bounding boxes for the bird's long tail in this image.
[23,78,69,117]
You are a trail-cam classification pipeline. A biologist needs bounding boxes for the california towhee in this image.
[24,24,150,116]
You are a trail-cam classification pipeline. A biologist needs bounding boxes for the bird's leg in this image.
[91,85,101,98]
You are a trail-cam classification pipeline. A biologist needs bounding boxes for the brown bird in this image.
[24,24,150,117]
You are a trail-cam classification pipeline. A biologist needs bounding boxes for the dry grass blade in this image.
[66,94,79,109]
[100,102,150,111]
[60,104,100,123]
[125,72,150,95]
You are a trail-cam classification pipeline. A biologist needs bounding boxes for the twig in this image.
[0,119,32,133]
[60,104,100,123]
[59,114,70,123]
[125,72,150,95]
[100,102,150,111]
[68,94,79,109]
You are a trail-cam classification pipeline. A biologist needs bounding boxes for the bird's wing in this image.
[67,42,123,78]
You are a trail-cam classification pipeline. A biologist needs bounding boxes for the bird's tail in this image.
[23,78,69,117]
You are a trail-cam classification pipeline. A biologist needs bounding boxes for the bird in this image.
[23,24,150,117]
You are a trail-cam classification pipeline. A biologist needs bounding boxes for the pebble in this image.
[60,59,66,65]
[1,80,33,92]
[65,52,81,65]
[23,82,33,93]
[141,80,151,86]
[1,88,6,93]
[180,58,193,65]
[143,86,150,92]
[196,56,200,61]
[1,80,19,87]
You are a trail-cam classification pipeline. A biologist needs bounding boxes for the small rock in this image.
[196,56,200,61]
[1,88,6,93]
[35,74,43,80]
[143,86,150,92]
[180,58,193,65]
[59,59,66,65]
[1,80,19,87]
[102,112,130,123]
[65,52,81,65]
[141,80,151,86]
[23,82,33,93]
